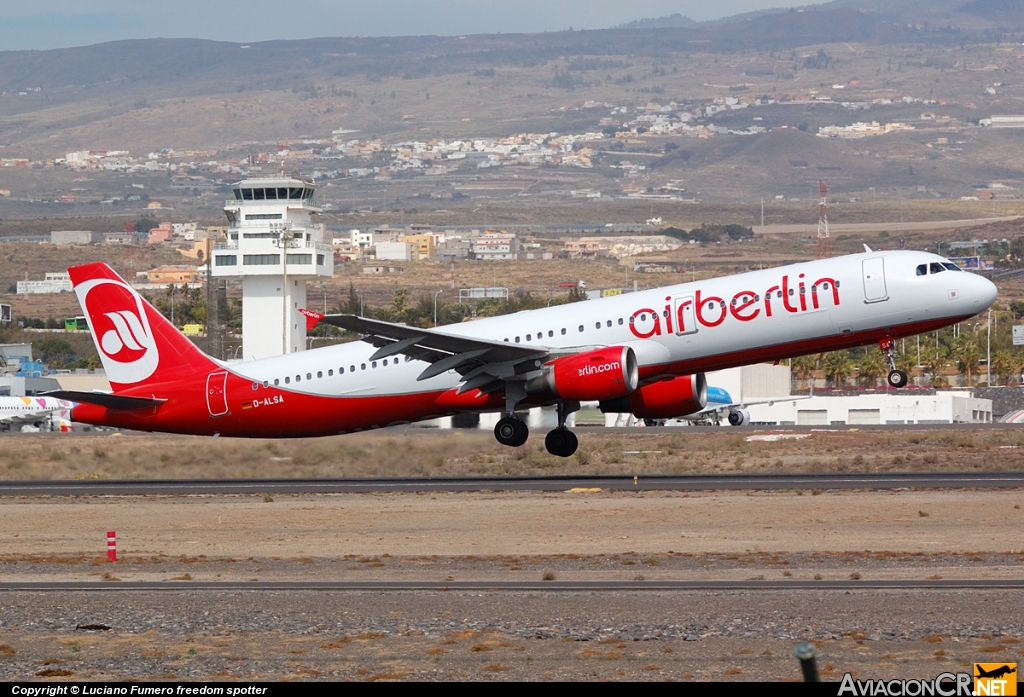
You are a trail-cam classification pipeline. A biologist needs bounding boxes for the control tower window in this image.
[241,189,253,200]
[253,188,265,200]
[289,188,303,200]
[233,189,242,201]
[277,188,288,199]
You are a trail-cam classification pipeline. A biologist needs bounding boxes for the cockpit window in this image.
[916,264,927,276]
[943,262,961,271]
[929,263,946,274]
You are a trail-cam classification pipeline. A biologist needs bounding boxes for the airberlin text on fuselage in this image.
[579,361,621,377]
[628,273,841,339]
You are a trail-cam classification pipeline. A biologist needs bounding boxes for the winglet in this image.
[298,308,324,331]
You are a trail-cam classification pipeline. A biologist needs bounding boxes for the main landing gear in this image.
[880,339,908,388]
[493,400,580,458]
[544,400,580,458]
[494,416,529,447]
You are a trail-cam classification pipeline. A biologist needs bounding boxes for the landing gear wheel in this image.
[494,417,529,447]
[887,370,908,388]
[544,428,579,458]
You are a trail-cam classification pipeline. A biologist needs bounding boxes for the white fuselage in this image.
[231,250,996,400]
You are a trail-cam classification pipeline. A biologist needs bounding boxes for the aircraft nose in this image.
[971,273,998,310]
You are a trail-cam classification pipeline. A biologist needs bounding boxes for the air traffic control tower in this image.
[211,178,333,360]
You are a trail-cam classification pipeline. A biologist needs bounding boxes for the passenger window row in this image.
[504,318,629,343]
[268,355,409,386]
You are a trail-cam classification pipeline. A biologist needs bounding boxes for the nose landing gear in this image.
[880,339,908,388]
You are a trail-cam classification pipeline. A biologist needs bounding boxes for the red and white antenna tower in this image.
[279,144,286,177]
[816,180,831,259]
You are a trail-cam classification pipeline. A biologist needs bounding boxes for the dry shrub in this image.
[355,632,385,641]
[365,672,408,682]
[0,644,15,657]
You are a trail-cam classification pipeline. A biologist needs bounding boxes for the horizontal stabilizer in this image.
[42,391,166,411]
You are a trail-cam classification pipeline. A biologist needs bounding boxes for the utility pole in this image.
[816,181,831,259]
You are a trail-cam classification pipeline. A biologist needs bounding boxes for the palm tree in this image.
[991,349,1023,386]
[790,354,817,392]
[951,336,981,387]
[857,347,887,388]
[823,350,855,389]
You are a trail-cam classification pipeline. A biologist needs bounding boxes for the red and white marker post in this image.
[106,530,117,562]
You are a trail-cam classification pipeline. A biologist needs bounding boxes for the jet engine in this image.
[727,409,750,427]
[528,346,638,401]
[599,373,708,420]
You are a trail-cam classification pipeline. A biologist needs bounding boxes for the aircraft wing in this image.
[0,413,45,425]
[310,314,550,393]
[675,396,811,425]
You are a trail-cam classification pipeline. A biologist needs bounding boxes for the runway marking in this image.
[0,472,1022,497]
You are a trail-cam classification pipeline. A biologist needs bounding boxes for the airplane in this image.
[0,396,75,432]
[603,381,813,427]
[607,384,806,428]
[47,250,996,457]
[975,665,1016,680]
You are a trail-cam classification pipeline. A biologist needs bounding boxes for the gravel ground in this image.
[1,590,1023,681]
[0,488,1022,681]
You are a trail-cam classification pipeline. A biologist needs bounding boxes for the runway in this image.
[3,579,1023,592]
[1,470,1021,496]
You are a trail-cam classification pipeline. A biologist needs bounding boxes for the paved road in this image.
[753,216,1021,235]
[1,471,1021,496]
[3,579,1023,592]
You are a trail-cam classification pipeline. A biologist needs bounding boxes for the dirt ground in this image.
[1,429,1022,681]
[1,489,1023,567]
[3,427,1024,481]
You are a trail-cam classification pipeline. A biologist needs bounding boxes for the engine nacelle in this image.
[528,346,638,401]
[599,373,708,420]
[727,409,750,427]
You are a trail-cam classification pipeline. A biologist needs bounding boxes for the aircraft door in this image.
[672,294,698,335]
[862,257,889,303]
[206,371,229,417]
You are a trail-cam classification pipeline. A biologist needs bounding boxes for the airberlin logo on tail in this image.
[75,277,159,385]
[628,273,842,339]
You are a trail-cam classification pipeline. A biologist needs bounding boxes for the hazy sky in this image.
[1,1,819,51]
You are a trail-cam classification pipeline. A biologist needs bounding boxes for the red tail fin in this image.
[69,263,219,392]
